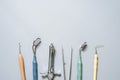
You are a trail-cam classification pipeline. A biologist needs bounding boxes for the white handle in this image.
[93,54,98,80]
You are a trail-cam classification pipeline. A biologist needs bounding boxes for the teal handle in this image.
[77,56,82,80]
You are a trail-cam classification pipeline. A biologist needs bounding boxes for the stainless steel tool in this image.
[62,48,66,80]
[42,43,61,80]
[62,48,73,80]
[69,48,73,80]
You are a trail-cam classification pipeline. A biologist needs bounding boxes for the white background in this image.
[0,0,120,80]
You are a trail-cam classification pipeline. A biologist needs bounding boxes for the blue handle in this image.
[77,55,82,80]
[33,55,38,80]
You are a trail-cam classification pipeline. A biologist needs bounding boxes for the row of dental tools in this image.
[62,43,87,80]
[18,38,103,80]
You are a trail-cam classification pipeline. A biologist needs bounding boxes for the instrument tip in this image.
[32,38,41,54]
[50,43,54,48]
[19,43,21,53]
[95,45,104,54]
[80,42,87,51]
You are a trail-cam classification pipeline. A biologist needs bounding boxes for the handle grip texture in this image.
[77,56,82,80]
[93,54,98,80]
[33,55,38,80]
[18,54,26,80]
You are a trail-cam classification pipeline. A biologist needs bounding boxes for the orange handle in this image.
[18,54,26,80]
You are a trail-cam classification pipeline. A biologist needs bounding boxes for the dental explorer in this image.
[93,45,103,80]
[18,43,26,80]
[32,38,41,80]
[77,42,87,80]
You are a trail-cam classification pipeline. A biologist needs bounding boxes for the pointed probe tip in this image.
[19,42,21,53]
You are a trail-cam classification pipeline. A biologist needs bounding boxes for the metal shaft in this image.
[48,44,55,73]
[62,48,66,80]
[69,48,73,80]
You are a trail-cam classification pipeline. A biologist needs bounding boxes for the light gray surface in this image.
[0,0,120,80]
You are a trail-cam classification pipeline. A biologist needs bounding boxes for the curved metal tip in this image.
[33,38,41,46]
[32,38,41,54]
[95,45,104,54]
[80,42,87,51]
